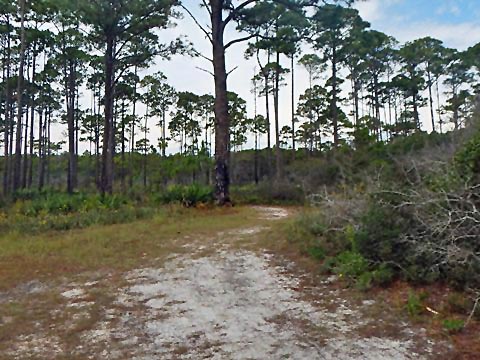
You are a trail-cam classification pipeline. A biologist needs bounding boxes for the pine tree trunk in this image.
[13,0,27,192]
[28,48,36,189]
[211,0,231,205]
[101,36,115,194]
[67,60,77,193]
[3,19,11,194]
[274,51,283,180]
[22,101,29,188]
[427,70,435,132]
[331,46,339,147]
[291,54,295,158]
[38,109,44,190]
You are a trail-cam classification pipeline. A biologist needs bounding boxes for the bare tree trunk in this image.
[211,0,231,205]
[3,19,11,194]
[67,60,77,193]
[129,66,137,188]
[427,70,436,132]
[22,100,29,188]
[13,0,27,192]
[38,109,44,190]
[46,110,52,187]
[273,51,283,180]
[331,46,339,146]
[290,54,295,158]
[28,47,36,189]
[101,36,115,194]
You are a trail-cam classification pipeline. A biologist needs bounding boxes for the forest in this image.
[1,0,480,358]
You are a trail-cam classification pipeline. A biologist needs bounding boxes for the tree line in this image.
[0,0,479,204]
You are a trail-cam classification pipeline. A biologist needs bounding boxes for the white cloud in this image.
[355,0,403,23]
[384,21,480,50]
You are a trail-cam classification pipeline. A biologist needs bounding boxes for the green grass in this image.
[0,205,263,290]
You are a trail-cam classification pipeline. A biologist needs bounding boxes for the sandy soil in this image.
[1,207,455,359]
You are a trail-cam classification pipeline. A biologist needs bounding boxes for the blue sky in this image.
[355,0,480,49]
[392,0,479,24]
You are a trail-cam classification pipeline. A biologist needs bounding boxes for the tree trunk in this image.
[3,19,11,194]
[162,110,166,157]
[67,60,77,193]
[211,1,231,205]
[129,66,137,188]
[13,0,27,192]
[273,51,283,180]
[28,47,36,189]
[22,100,29,188]
[38,109,45,190]
[121,100,126,191]
[143,104,148,188]
[427,70,435,132]
[291,54,295,158]
[331,46,339,146]
[101,36,115,194]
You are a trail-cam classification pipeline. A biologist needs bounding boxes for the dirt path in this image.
[2,207,455,359]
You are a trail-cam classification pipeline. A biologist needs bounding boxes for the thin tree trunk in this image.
[22,99,29,188]
[38,109,44,190]
[101,36,115,194]
[3,19,11,194]
[129,66,137,188]
[427,69,435,132]
[46,109,51,187]
[28,47,36,189]
[13,0,27,192]
[67,60,77,193]
[290,54,295,158]
[273,51,283,180]
[121,99,126,191]
[331,46,339,146]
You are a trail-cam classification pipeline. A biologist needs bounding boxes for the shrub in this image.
[333,251,369,279]
[354,203,410,265]
[442,318,465,334]
[406,291,424,317]
[157,184,213,207]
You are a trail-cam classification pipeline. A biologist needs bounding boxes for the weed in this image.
[406,291,424,317]
[442,318,465,334]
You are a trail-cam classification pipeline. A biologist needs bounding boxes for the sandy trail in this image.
[3,207,454,359]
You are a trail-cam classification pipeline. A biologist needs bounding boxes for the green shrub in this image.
[157,184,213,207]
[354,204,409,265]
[356,271,374,291]
[232,182,305,205]
[455,130,480,181]
[371,264,395,286]
[306,246,326,260]
[442,318,464,334]
[406,291,424,317]
[333,251,369,278]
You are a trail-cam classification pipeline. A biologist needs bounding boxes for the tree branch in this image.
[196,66,214,77]
[227,66,239,78]
[224,33,259,50]
[191,48,213,63]
[222,0,257,30]
[180,4,213,44]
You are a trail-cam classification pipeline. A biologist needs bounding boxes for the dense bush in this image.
[156,184,214,207]
[0,190,154,234]
[289,126,480,292]
[231,181,305,205]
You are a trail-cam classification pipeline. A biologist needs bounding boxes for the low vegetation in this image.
[286,121,480,330]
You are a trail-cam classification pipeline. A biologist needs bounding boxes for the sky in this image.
[71,0,480,154]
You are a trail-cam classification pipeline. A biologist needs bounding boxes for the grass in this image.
[0,205,263,290]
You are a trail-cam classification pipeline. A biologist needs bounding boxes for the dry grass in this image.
[0,205,265,290]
